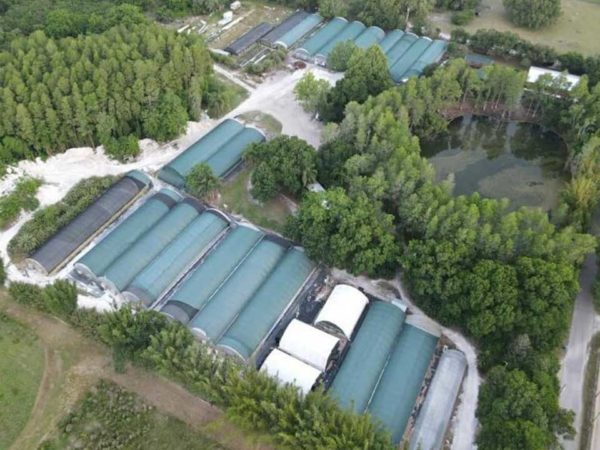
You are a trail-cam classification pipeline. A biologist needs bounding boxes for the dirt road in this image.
[560,254,600,450]
[0,293,275,450]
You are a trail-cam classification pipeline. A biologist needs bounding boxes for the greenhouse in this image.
[217,249,316,361]
[224,22,274,55]
[189,237,288,341]
[402,39,448,80]
[385,33,418,68]
[261,349,321,395]
[379,29,404,53]
[352,26,385,49]
[367,324,439,444]
[271,13,323,49]
[262,10,310,46]
[313,20,366,65]
[122,210,230,306]
[74,189,180,280]
[99,199,203,293]
[203,126,265,178]
[409,349,467,450]
[278,319,339,371]
[314,284,369,338]
[294,16,348,60]
[329,302,406,413]
[158,119,258,188]
[390,38,433,83]
[28,170,151,275]
[160,225,264,324]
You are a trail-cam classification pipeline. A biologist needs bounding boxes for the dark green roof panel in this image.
[125,211,229,306]
[297,17,348,57]
[390,38,433,82]
[386,33,418,68]
[205,127,265,177]
[352,26,385,49]
[163,226,263,321]
[329,302,405,413]
[274,13,323,49]
[218,248,315,360]
[189,238,287,341]
[367,324,438,444]
[379,30,405,53]
[315,21,366,59]
[100,201,201,292]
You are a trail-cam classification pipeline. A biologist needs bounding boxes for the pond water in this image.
[421,115,568,210]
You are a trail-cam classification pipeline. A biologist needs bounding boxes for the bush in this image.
[185,163,220,199]
[244,49,287,75]
[452,9,475,26]
[43,280,78,318]
[103,135,140,162]
[8,282,45,311]
[0,177,41,229]
[0,257,5,287]
[327,41,358,71]
[8,176,115,261]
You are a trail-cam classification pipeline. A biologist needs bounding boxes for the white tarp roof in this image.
[279,319,340,371]
[527,66,581,91]
[314,284,369,338]
[260,349,321,395]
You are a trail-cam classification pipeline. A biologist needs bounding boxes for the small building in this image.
[527,66,581,91]
[261,348,321,395]
[314,284,369,339]
[465,53,494,69]
[278,319,340,371]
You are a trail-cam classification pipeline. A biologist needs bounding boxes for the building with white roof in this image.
[279,319,340,371]
[314,284,369,338]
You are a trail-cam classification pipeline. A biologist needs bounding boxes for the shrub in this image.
[8,176,115,261]
[0,257,5,287]
[43,280,78,318]
[8,282,45,311]
[244,49,287,75]
[0,177,41,229]
[185,163,220,199]
[327,40,358,71]
[103,135,140,162]
[452,9,475,26]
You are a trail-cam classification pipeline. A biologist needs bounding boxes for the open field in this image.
[237,110,283,138]
[430,0,600,55]
[219,167,292,233]
[0,312,44,449]
[0,290,277,450]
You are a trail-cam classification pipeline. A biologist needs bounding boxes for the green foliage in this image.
[451,9,475,26]
[102,134,140,162]
[356,0,434,30]
[203,76,248,119]
[0,24,216,163]
[245,136,317,201]
[503,0,561,29]
[0,177,41,229]
[286,188,400,277]
[327,41,358,72]
[185,163,220,199]
[0,257,5,287]
[43,279,77,318]
[8,176,115,261]
[321,45,393,122]
[293,72,331,116]
[244,49,287,75]
[8,282,46,311]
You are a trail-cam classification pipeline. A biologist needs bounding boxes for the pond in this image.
[420,115,568,211]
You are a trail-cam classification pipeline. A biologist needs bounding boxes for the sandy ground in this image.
[560,254,600,450]
[331,269,481,450]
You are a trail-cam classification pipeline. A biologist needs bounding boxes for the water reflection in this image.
[421,115,567,210]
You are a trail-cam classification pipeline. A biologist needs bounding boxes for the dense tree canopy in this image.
[185,163,220,199]
[244,136,317,201]
[503,0,561,29]
[0,24,217,165]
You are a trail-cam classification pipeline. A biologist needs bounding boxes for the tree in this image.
[321,46,393,122]
[503,0,561,29]
[293,72,331,116]
[327,41,358,72]
[43,279,78,318]
[103,134,140,162]
[245,136,317,201]
[286,188,399,277]
[142,92,189,142]
[0,257,5,287]
[185,163,221,199]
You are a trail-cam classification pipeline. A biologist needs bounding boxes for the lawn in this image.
[0,312,45,449]
[236,110,283,138]
[210,75,249,118]
[219,167,292,233]
[430,0,600,55]
[41,381,227,450]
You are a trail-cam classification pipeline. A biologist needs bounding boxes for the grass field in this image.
[219,167,292,233]
[0,312,45,449]
[237,110,283,138]
[42,381,227,450]
[431,0,600,55]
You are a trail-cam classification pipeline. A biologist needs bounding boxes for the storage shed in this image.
[161,225,263,324]
[158,119,244,188]
[314,284,368,338]
[278,319,339,371]
[217,249,315,361]
[74,189,180,280]
[261,348,321,395]
[189,237,287,341]
[329,301,405,413]
[527,66,581,91]
[224,22,274,55]
[409,349,467,450]
[122,210,230,306]
[28,170,151,275]
[294,16,348,60]
[99,199,203,293]
[367,324,439,444]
